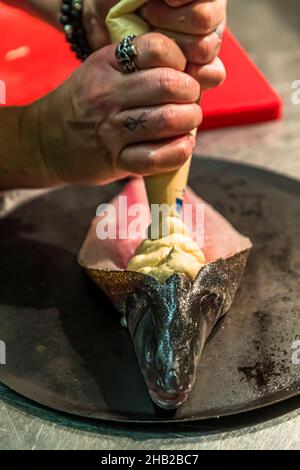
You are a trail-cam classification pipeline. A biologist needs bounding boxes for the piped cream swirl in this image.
[126,213,205,283]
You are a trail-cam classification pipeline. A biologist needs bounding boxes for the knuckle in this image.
[148,33,169,62]
[160,106,176,129]
[85,85,99,108]
[177,141,190,165]
[159,69,178,95]
[194,3,214,34]
[159,69,198,101]
[137,73,149,90]
[136,73,151,93]
[197,36,212,63]
[86,86,115,111]
[144,151,155,173]
[95,120,111,139]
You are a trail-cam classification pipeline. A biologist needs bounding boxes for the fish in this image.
[78,178,252,409]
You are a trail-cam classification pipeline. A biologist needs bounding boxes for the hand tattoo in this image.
[123,112,147,132]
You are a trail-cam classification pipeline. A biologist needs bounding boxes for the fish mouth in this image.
[149,387,189,410]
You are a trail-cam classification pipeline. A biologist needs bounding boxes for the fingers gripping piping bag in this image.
[106,0,202,283]
[78,1,252,410]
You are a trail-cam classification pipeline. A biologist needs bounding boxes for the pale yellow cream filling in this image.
[126,214,206,283]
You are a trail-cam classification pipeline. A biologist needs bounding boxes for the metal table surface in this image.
[0,0,300,450]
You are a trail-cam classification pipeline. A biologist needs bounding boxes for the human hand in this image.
[82,0,226,89]
[139,0,227,89]
[29,33,202,186]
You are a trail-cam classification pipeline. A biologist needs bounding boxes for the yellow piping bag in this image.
[106,0,150,42]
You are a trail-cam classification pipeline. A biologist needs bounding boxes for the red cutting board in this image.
[201,29,282,129]
[0,3,282,129]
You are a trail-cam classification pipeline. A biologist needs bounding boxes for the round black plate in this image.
[0,158,300,423]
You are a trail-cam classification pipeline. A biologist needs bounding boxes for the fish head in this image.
[125,274,225,410]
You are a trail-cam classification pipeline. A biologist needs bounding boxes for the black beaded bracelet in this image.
[60,0,92,61]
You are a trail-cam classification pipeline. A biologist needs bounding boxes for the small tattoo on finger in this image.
[124,112,147,132]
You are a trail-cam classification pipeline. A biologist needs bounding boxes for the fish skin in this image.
[85,248,251,410]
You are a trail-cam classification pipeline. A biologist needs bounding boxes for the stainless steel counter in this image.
[0,0,300,450]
